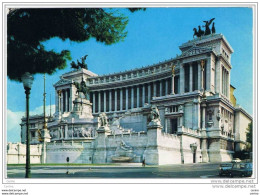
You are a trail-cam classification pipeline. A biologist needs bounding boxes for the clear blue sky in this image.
[7,7,253,142]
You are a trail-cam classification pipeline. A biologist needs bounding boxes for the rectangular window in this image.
[95,92,98,113]
[193,64,198,90]
[117,89,120,110]
[101,91,104,112]
[123,88,126,110]
[170,118,178,134]
[174,76,179,94]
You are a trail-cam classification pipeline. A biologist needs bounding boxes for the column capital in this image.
[200,59,205,71]
[58,90,62,97]
[171,64,176,76]
[201,102,207,108]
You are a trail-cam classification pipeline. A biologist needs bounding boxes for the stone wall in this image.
[234,107,252,152]
[106,132,148,163]
[120,113,147,132]
[208,138,233,162]
[46,141,94,164]
[181,134,202,164]
[7,142,42,164]
[157,132,181,164]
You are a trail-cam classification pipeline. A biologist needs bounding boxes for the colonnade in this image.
[182,61,203,93]
[91,78,173,113]
[54,59,230,115]
[56,88,71,113]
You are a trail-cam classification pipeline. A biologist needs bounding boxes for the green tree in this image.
[7,8,145,81]
[246,122,252,151]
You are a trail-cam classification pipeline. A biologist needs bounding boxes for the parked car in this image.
[219,163,233,176]
[231,158,241,163]
[230,162,252,177]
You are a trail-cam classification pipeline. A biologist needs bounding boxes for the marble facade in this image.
[10,33,252,165]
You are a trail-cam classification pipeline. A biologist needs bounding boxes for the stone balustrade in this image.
[107,131,147,139]
[88,61,174,85]
[181,127,201,137]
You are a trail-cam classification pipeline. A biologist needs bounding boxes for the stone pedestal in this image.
[207,137,233,162]
[72,93,93,119]
[93,126,111,164]
[201,138,209,163]
[41,127,51,164]
[143,122,162,165]
[200,130,209,163]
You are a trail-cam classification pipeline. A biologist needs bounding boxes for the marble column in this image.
[104,91,106,112]
[226,70,228,97]
[224,68,226,96]
[197,62,201,91]
[69,87,72,112]
[148,84,151,103]
[224,68,227,95]
[153,82,157,97]
[57,90,61,113]
[223,68,225,95]
[180,64,185,94]
[165,79,168,95]
[179,115,183,127]
[225,69,227,96]
[171,75,175,94]
[192,99,200,130]
[221,67,224,95]
[60,90,64,113]
[65,125,68,139]
[201,103,206,129]
[115,89,117,111]
[200,60,205,91]
[219,65,222,95]
[227,71,230,99]
[131,87,134,109]
[55,91,58,113]
[109,90,112,112]
[93,92,96,113]
[215,59,221,94]
[120,88,123,111]
[164,118,168,133]
[189,63,193,92]
[137,86,140,107]
[65,89,68,112]
[98,91,101,113]
[206,58,210,91]
[142,85,145,106]
[126,88,128,110]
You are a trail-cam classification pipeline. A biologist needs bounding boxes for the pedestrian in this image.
[142,158,146,167]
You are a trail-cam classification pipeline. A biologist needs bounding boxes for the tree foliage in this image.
[246,122,252,151]
[7,8,145,81]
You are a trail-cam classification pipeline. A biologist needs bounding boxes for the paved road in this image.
[7,163,226,178]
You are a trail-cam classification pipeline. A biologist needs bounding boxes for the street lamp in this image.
[21,72,34,178]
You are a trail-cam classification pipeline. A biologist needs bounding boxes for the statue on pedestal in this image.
[73,77,89,100]
[148,106,161,126]
[98,113,108,127]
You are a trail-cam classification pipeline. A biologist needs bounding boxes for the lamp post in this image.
[21,72,34,178]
